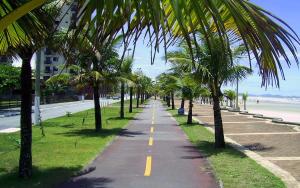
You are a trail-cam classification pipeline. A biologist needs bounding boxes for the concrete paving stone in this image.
[271,161,300,182]
[221,122,297,133]
[227,134,300,157]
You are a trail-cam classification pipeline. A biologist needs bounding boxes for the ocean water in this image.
[240,96,300,123]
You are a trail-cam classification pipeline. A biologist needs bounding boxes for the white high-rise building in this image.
[40,1,77,80]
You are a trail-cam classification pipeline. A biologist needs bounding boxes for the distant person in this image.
[257,100,259,104]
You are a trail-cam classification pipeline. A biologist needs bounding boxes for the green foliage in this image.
[45,73,71,94]
[224,89,236,101]
[0,64,21,93]
[242,92,248,101]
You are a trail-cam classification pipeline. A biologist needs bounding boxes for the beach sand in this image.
[244,97,300,123]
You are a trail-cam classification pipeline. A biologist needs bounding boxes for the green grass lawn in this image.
[0,99,144,188]
[167,108,286,188]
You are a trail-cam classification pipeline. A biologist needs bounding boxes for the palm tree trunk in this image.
[180,98,185,109]
[167,95,170,107]
[141,91,144,104]
[171,92,175,110]
[129,87,133,113]
[187,98,193,124]
[93,84,102,131]
[212,94,225,148]
[136,88,140,108]
[244,100,246,110]
[19,49,34,178]
[120,82,125,118]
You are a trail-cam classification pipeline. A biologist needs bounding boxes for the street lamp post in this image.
[236,76,240,110]
[34,51,42,125]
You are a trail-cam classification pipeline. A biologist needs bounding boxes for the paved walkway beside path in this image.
[179,101,300,188]
[58,100,218,188]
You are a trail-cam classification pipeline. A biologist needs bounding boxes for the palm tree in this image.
[166,43,194,110]
[193,37,252,148]
[224,89,237,108]
[179,76,205,124]
[166,37,252,148]
[4,1,299,76]
[128,74,137,113]
[156,73,178,110]
[242,92,249,111]
[0,2,57,178]
[117,57,134,118]
[1,0,299,177]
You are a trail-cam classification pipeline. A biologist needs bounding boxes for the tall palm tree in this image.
[224,89,237,108]
[117,57,134,118]
[194,37,252,148]
[128,74,138,113]
[242,92,248,111]
[0,1,57,178]
[178,75,205,124]
[156,73,178,110]
[167,37,252,148]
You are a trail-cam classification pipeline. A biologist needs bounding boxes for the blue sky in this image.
[131,0,300,97]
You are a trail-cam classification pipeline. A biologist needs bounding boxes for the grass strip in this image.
[0,99,143,188]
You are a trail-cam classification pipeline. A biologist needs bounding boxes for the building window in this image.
[44,76,50,80]
[45,66,51,73]
[53,57,59,62]
[45,57,52,64]
[45,48,52,55]
[53,66,58,72]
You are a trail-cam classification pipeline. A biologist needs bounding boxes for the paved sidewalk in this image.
[179,101,300,187]
[58,100,218,188]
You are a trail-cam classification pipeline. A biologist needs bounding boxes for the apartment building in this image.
[40,1,77,80]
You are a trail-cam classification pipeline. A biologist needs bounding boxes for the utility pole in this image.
[34,51,42,125]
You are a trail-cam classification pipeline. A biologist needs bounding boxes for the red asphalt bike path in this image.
[58,100,218,188]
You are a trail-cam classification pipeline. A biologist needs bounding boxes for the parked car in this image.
[112,96,120,100]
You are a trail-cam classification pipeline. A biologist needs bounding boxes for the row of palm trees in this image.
[157,35,253,148]
[1,0,299,179]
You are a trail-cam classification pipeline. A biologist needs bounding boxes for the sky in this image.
[130,0,300,97]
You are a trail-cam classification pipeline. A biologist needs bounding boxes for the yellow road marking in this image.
[148,136,153,146]
[144,156,152,176]
[150,127,154,133]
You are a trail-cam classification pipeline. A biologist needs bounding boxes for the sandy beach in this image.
[243,96,300,123]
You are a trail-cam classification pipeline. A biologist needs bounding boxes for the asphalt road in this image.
[58,100,218,188]
[0,99,119,131]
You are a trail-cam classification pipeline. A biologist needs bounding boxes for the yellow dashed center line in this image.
[148,136,153,146]
[144,156,152,176]
[144,102,155,177]
[150,127,154,133]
